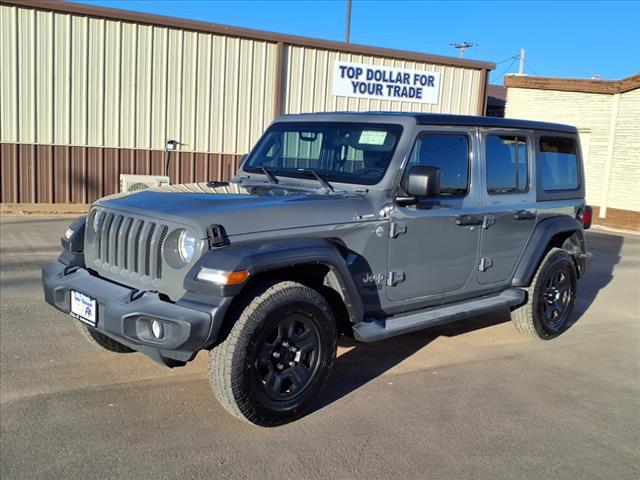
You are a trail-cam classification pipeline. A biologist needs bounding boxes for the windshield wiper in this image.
[258,166,279,184]
[296,169,334,193]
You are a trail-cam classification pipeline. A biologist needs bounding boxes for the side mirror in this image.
[402,165,441,198]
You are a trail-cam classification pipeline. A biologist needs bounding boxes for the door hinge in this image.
[389,221,407,238]
[479,257,494,272]
[387,270,405,286]
[482,215,495,229]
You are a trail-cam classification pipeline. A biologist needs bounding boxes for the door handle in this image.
[455,214,483,226]
[513,210,536,220]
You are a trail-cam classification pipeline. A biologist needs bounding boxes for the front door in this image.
[478,130,537,285]
[387,128,482,303]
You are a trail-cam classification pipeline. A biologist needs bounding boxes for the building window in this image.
[539,136,579,191]
[408,133,470,196]
[486,135,528,194]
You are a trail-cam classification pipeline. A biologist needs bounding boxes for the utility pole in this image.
[345,0,352,43]
[450,42,476,58]
[518,48,525,75]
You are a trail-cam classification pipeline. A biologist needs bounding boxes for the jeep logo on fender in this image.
[362,272,385,286]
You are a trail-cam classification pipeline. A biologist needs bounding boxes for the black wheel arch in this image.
[512,216,586,288]
[184,237,365,330]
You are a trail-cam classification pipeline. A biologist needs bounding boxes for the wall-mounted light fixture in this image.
[164,139,179,176]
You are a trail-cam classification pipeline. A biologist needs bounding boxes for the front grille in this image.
[93,212,168,280]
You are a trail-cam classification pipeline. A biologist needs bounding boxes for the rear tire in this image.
[511,248,577,340]
[76,322,135,353]
[209,281,337,427]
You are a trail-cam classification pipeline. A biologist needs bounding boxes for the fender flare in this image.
[184,237,365,324]
[512,216,585,287]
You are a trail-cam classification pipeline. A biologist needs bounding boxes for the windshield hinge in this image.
[207,224,227,249]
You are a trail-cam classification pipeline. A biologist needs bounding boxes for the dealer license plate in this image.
[70,290,98,326]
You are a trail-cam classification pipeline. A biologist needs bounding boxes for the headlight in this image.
[64,227,74,240]
[178,229,197,263]
[92,210,103,232]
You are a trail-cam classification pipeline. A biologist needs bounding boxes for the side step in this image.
[352,289,526,343]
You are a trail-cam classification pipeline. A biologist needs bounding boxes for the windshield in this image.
[243,122,403,186]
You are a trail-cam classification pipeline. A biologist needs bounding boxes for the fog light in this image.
[150,319,163,339]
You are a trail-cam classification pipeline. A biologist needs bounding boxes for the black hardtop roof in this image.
[279,112,577,133]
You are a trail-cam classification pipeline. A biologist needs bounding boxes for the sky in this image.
[76,0,640,83]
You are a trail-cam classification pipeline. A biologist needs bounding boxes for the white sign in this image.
[333,60,441,104]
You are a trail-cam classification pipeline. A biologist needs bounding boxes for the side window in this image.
[408,133,469,195]
[486,135,528,194]
[539,136,579,191]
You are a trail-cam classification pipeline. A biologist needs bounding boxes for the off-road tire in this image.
[76,322,135,353]
[511,248,577,340]
[209,281,337,427]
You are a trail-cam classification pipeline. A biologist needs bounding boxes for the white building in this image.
[505,74,640,230]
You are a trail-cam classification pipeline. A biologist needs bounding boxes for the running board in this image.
[352,289,526,343]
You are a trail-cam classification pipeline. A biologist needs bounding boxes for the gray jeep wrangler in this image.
[43,113,592,426]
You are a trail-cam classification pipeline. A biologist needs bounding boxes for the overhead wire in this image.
[523,59,539,76]
[491,57,518,82]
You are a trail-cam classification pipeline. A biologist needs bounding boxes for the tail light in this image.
[581,206,593,229]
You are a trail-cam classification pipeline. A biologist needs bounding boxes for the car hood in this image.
[94,183,360,237]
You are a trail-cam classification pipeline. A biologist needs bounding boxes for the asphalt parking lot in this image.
[1,216,638,479]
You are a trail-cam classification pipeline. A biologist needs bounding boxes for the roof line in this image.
[504,73,640,94]
[277,112,577,133]
[2,0,495,71]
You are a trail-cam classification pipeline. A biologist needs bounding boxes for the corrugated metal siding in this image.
[0,143,242,204]
[282,45,482,115]
[0,4,278,155]
[0,3,490,204]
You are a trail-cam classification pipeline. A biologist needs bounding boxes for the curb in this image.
[0,203,91,216]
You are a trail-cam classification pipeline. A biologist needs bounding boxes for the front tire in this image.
[76,322,135,353]
[209,281,337,426]
[511,248,577,340]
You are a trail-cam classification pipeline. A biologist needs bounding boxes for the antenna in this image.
[450,42,477,58]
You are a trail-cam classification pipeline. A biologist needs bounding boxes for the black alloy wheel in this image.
[540,267,573,333]
[252,312,322,402]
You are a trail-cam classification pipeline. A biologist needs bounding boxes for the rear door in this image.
[478,129,537,285]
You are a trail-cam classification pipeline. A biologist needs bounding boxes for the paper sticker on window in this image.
[359,130,387,145]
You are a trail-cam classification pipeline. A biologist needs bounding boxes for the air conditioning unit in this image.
[119,174,170,193]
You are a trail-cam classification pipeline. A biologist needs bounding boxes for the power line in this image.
[523,59,539,76]
[494,54,520,66]
[490,57,518,82]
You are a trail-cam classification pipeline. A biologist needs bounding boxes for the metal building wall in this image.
[282,46,483,115]
[0,4,278,154]
[0,1,492,204]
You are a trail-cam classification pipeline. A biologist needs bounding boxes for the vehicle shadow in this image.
[568,230,623,327]
[312,310,512,414]
[313,230,625,417]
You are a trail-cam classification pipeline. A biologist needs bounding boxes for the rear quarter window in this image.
[539,136,579,191]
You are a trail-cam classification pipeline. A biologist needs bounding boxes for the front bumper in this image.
[42,260,231,367]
